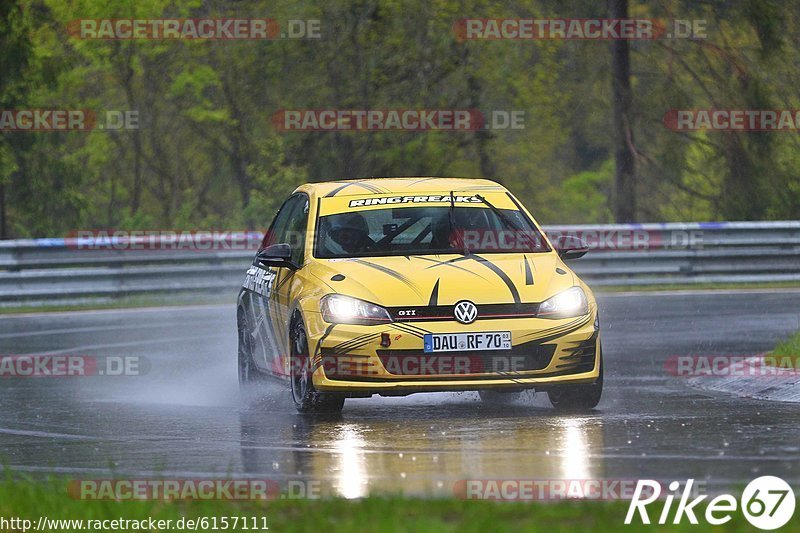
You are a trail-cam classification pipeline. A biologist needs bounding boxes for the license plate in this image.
[423,332,511,353]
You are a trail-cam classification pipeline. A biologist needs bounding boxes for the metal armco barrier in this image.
[1,221,799,303]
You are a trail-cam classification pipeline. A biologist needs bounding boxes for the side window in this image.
[284,196,309,264]
[261,196,300,250]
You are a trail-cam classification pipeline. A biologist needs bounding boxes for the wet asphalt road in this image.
[1,289,799,497]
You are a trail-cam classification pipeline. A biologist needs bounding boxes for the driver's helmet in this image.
[327,213,371,253]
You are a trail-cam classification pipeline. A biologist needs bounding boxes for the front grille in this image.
[387,302,539,322]
[375,345,556,376]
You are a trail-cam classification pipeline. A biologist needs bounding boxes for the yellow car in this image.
[237,177,602,413]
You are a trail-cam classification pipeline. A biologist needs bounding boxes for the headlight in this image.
[538,287,589,319]
[320,294,392,325]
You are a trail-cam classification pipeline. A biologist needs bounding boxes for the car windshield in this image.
[314,205,550,258]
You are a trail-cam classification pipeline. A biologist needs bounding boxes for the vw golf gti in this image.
[237,177,602,413]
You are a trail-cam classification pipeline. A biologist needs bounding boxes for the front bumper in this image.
[304,309,601,395]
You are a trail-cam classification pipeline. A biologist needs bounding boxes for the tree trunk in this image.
[0,182,6,239]
[610,0,636,222]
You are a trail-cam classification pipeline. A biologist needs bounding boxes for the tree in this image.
[609,0,636,222]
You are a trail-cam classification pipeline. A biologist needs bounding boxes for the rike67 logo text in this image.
[626,477,795,530]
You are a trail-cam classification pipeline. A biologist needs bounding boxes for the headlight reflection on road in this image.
[557,417,594,481]
[332,424,369,499]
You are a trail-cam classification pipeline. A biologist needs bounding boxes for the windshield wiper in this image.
[475,194,548,252]
[449,190,470,255]
[475,193,523,233]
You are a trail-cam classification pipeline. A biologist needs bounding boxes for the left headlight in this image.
[537,287,589,319]
[320,294,393,325]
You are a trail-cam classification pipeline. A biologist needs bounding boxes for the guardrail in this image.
[1,221,799,303]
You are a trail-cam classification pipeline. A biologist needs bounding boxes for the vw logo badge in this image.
[453,300,478,324]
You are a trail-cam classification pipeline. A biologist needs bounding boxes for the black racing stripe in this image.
[523,256,534,285]
[393,321,430,335]
[428,279,440,306]
[408,177,439,186]
[341,335,381,352]
[351,259,422,297]
[359,181,387,193]
[469,254,521,304]
[326,334,381,354]
[517,314,592,343]
[313,323,337,369]
[517,315,585,340]
[442,255,473,263]
[324,180,386,197]
[415,256,489,280]
[265,270,289,349]
[276,270,294,291]
[391,328,424,340]
[331,336,370,354]
[261,297,283,360]
[334,333,380,352]
[389,318,430,333]
[324,182,352,197]
[391,323,427,339]
[332,331,378,352]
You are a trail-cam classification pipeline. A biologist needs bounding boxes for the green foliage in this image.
[1,0,798,237]
[546,159,614,224]
[0,475,790,532]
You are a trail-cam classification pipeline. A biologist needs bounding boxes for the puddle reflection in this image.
[239,397,606,498]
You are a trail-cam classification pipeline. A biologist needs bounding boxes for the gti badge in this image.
[453,300,478,324]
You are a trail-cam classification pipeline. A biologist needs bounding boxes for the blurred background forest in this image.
[1,0,799,238]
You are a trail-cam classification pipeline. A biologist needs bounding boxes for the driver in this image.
[326,213,373,254]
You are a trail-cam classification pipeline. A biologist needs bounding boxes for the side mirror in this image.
[555,236,589,260]
[256,243,298,270]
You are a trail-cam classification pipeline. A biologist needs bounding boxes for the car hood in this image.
[308,253,575,306]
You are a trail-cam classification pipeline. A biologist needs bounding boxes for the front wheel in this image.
[547,345,603,411]
[290,321,345,414]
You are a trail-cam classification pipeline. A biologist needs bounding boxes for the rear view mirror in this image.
[554,236,589,260]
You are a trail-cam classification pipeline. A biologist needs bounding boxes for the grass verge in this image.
[0,476,796,532]
[594,280,800,293]
[0,294,233,315]
[765,329,800,369]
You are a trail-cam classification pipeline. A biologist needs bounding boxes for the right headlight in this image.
[537,287,589,319]
[320,294,392,325]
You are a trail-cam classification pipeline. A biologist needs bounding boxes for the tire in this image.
[547,344,603,411]
[478,389,524,405]
[238,311,264,395]
[290,320,345,414]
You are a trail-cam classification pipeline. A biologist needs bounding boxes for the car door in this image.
[243,195,304,375]
[271,194,309,374]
